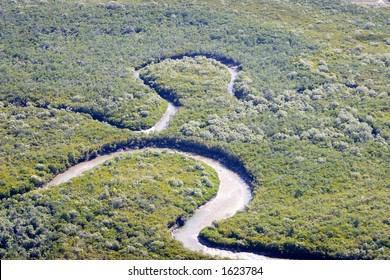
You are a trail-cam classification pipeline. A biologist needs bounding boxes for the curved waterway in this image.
[44,59,275,259]
[134,69,179,134]
[134,62,238,134]
[43,148,273,259]
[227,66,239,96]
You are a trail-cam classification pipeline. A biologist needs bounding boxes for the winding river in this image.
[134,62,239,134]
[44,59,275,259]
[44,148,272,259]
[227,66,239,96]
[134,69,179,134]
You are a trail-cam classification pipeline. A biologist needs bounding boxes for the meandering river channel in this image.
[44,59,275,259]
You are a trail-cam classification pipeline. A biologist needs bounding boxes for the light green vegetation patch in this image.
[0,150,219,259]
[140,57,265,143]
[140,56,231,106]
[0,105,129,198]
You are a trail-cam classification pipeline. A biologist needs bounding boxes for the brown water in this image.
[43,148,273,259]
[44,62,275,259]
[172,152,274,260]
[134,69,179,134]
[227,66,239,96]
[43,151,127,189]
[138,103,179,134]
[134,63,239,134]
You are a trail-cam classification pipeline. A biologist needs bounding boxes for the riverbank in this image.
[43,146,276,259]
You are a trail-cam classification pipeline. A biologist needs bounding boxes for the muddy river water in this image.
[44,61,275,259]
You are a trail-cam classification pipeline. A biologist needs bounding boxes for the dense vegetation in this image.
[0,150,219,259]
[0,104,130,198]
[138,54,389,260]
[0,0,389,259]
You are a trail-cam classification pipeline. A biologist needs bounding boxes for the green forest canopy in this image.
[0,0,389,259]
[0,150,219,259]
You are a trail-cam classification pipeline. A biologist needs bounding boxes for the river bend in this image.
[44,59,274,259]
